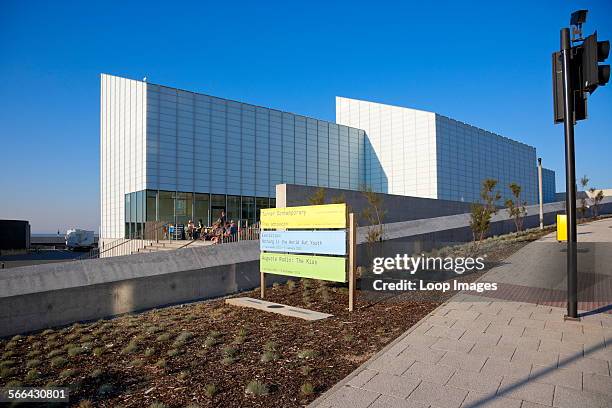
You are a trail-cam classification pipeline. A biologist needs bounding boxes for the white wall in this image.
[336,97,438,198]
[100,74,147,240]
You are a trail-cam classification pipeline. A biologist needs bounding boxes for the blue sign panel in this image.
[260,230,346,255]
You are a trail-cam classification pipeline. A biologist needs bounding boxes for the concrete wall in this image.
[3,196,611,337]
[276,184,473,225]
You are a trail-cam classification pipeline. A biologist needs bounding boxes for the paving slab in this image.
[225,297,333,320]
[310,219,612,408]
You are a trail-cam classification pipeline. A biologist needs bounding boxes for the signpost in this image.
[259,203,357,311]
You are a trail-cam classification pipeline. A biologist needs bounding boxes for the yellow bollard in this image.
[557,214,567,242]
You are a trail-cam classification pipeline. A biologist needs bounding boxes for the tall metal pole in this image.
[538,158,544,230]
[561,28,579,319]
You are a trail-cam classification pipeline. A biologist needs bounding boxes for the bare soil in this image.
[0,227,552,407]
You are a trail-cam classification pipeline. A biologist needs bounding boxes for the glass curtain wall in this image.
[126,190,274,238]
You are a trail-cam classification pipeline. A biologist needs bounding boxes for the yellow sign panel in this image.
[260,203,346,229]
[557,214,567,242]
[260,253,346,282]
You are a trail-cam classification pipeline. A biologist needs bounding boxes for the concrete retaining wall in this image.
[2,196,611,337]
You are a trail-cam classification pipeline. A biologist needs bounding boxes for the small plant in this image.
[579,175,589,219]
[260,350,279,362]
[144,347,156,357]
[156,333,171,342]
[589,188,605,218]
[50,356,68,368]
[27,349,42,358]
[59,368,76,378]
[263,341,277,352]
[68,346,86,356]
[90,369,103,379]
[97,383,114,396]
[47,349,63,359]
[92,347,105,357]
[11,334,23,342]
[177,370,189,380]
[130,358,145,367]
[121,341,138,354]
[300,365,313,375]
[286,280,296,290]
[470,178,501,249]
[204,383,217,398]
[167,348,181,357]
[301,382,315,396]
[25,369,39,381]
[302,279,312,290]
[42,329,54,335]
[0,366,14,379]
[297,349,318,359]
[309,187,326,205]
[2,351,15,359]
[0,359,16,368]
[26,359,41,368]
[154,358,167,368]
[149,402,167,408]
[505,182,527,232]
[221,356,236,365]
[173,331,193,347]
[245,380,269,396]
[272,282,280,288]
[223,346,238,358]
[78,400,94,408]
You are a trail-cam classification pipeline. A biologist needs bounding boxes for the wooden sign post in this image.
[259,203,357,311]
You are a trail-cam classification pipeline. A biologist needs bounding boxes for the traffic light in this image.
[581,31,610,93]
[552,29,609,124]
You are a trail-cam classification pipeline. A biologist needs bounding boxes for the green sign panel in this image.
[260,253,346,282]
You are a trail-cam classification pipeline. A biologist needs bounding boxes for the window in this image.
[194,193,210,226]
[227,195,240,224]
[175,192,192,226]
[146,190,157,222]
[241,196,255,227]
[159,191,174,225]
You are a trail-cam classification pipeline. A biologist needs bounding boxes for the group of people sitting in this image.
[185,211,238,244]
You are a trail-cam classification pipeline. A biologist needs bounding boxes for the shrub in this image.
[121,342,138,354]
[27,349,42,358]
[4,341,17,350]
[51,356,68,368]
[260,351,279,363]
[154,358,166,368]
[221,356,236,365]
[0,359,16,368]
[245,380,269,396]
[47,349,64,359]
[68,346,86,356]
[25,369,39,381]
[177,370,189,380]
[26,359,41,368]
[2,351,15,359]
[92,347,105,357]
[144,347,156,357]
[156,333,172,342]
[173,332,193,347]
[90,369,103,379]
[97,383,114,396]
[300,365,313,375]
[263,341,277,352]
[203,383,217,398]
[130,359,145,367]
[60,368,76,378]
[0,367,14,379]
[167,349,181,357]
[301,382,315,395]
[297,349,318,359]
[286,280,296,290]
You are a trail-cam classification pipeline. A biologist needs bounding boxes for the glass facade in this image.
[124,190,273,238]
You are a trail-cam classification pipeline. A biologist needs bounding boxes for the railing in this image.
[76,222,166,260]
[179,224,260,249]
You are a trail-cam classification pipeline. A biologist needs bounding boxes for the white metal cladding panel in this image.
[134,77,366,201]
[435,115,538,205]
[100,74,146,239]
[336,96,437,198]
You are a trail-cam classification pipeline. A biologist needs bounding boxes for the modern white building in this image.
[336,97,539,204]
[101,74,554,245]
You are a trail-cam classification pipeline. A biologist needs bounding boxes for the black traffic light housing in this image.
[581,31,610,92]
[552,29,609,124]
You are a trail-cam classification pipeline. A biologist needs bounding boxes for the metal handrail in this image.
[76,222,166,260]
[178,224,260,249]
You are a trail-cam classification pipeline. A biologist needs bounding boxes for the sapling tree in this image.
[505,182,527,232]
[588,188,605,219]
[470,178,501,248]
[578,175,589,220]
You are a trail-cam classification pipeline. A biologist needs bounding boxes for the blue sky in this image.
[1,1,611,233]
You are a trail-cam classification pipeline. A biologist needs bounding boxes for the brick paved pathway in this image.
[311,218,612,408]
